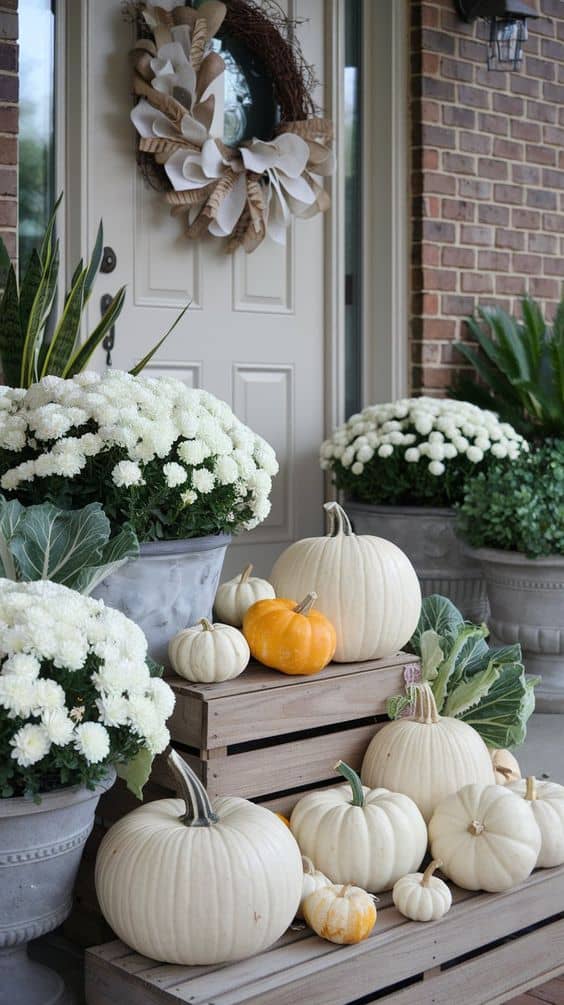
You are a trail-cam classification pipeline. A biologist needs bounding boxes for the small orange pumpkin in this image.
[243,592,336,676]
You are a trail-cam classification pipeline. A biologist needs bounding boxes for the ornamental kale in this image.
[387,594,538,749]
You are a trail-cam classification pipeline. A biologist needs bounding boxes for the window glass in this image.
[345,0,362,419]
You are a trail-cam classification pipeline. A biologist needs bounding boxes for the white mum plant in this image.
[321,398,527,507]
[0,579,174,798]
[0,371,278,540]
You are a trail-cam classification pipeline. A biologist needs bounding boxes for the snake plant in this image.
[453,295,564,441]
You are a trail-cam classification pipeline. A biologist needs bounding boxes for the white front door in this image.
[75,0,329,577]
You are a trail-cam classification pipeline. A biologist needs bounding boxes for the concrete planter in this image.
[92,534,231,666]
[470,547,564,714]
[345,502,488,623]
[0,770,115,1005]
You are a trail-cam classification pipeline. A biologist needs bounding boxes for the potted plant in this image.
[0,370,277,662]
[457,440,564,713]
[320,398,527,621]
[0,578,175,1004]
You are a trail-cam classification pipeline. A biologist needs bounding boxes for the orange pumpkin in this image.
[275,813,291,828]
[243,592,336,676]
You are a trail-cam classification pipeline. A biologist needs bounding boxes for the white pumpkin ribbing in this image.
[270,502,421,662]
[508,777,564,868]
[168,619,249,683]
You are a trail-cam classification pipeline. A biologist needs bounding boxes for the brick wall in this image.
[0,0,17,265]
[410,0,564,394]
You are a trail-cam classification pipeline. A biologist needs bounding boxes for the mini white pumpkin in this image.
[392,860,452,923]
[489,747,521,785]
[508,776,564,868]
[303,884,377,944]
[168,618,249,682]
[429,783,541,893]
[270,502,421,662]
[290,761,427,892]
[298,856,332,918]
[95,750,303,965]
[361,683,495,822]
[214,563,275,627]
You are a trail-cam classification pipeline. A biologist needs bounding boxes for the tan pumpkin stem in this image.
[240,564,253,584]
[323,501,353,538]
[497,765,515,779]
[414,683,440,725]
[468,820,485,836]
[525,776,537,801]
[294,592,318,616]
[302,856,316,875]
[422,859,442,886]
[338,885,352,898]
[199,618,214,632]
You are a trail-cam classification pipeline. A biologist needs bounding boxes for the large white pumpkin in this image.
[95,750,303,965]
[168,618,250,683]
[429,783,541,892]
[290,761,427,892]
[508,776,564,868]
[361,683,495,822]
[270,502,421,662]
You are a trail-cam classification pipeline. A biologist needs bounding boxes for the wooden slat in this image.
[380,919,564,1005]
[165,690,206,750]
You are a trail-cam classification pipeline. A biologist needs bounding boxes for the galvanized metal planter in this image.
[0,771,115,1005]
[470,547,564,714]
[345,502,488,623]
[92,534,231,666]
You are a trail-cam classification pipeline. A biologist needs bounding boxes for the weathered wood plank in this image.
[379,919,564,1005]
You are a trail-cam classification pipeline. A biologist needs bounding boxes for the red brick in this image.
[0,136,16,165]
[475,67,508,90]
[421,77,455,102]
[459,38,486,62]
[478,249,510,271]
[496,275,526,296]
[492,93,524,116]
[460,224,493,246]
[543,167,564,189]
[0,105,17,133]
[529,276,560,298]
[441,294,475,316]
[442,246,475,268]
[511,119,541,142]
[421,172,457,195]
[421,343,441,365]
[461,272,494,294]
[545,127,564,149]
[477,158,507,181]
[528,233,557,255]
[0,41,17,73]
[525,55,555,81]
[458,84,489,109]
[478,113,508,136]
[441,198,475,221]
[543,212,564,231]
[527,188,558,210]
[0,11,17,41]
[0,165,15,196]
[512,208,541,229]
[422,219,456,243]
[543,255,564,274]
[543,82,564,104]
[511,163,541,185]
[421,3,440,28]
[510,75,540,99]
[478,204,509,227]
[526,143,556,166]
[440,57,473,83]
[420,123,456,149]
[493,183,523,205]
[512,253,543,274]
[422,267,458,291]
[0,198,15,226]
[421,243,440,266]
[496,229,526,251]
[423,366,459,389]
[541,38,564,60]
[458,177,492,199]
[0,74,17,102]
[420,318,457,340]
[442,104,475,128]
[442,152,475,175]
[421,28,455,55]
[493,138,523,161]
[459,131,491,155]
[420,99,440,123]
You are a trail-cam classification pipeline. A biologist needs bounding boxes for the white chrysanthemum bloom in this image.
[147,677,176,719]
[0,675,37,718]
[41,708,75,746]
[34,679,66,712]
[74,721,110,764]
[96,693,130,728]
[163,462,187,488]
[466,446,484,463]
[405,447,420,463]
[127,694,162,738]
[181,489,197,506]
[2,653,41,678]
[378,444,394,458]
[192,468,215,494]
[177,439,211,466]
[144,723,170,755]
[429,460,445,476]
[215,455,239,485]
[10,723,51,767]
[351,461,364,475]
[112,460,144,488]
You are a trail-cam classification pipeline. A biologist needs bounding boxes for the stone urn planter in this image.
[0,770,115,1005]
[345,502,488,623]
[92,534,231,666]
[470,548,564,714]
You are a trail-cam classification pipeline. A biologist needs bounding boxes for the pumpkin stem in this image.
[468,820,485,836]
[335,760,365,808]
[324,501,353,538]
[413,683,440,725]
[338,884,352,898]
[294,592,318,616]
[302,856,316,875]
[240,563,253,584]
[525,776,537,801]
[496,765,515,780]
[199,618,214,632]
[167,748,219,828]
[422,859,442,887]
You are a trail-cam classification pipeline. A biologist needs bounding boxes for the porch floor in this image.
[30,711,564,1005]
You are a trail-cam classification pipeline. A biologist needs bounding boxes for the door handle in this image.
[101,293,116,367]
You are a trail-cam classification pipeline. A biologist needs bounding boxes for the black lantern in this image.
[455,1,540,70]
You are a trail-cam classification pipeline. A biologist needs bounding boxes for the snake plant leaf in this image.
[74,522,139,595]
[38,191,63,268]
[63,284,126,377]
[0,262,22,387]
[0,496,24,579]
[40,266,87,378]
[20,237,60,386]
[129,300,191,376]
[19,249,43,338]
[83,220,104,304]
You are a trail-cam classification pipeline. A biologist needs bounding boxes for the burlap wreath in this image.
[129,0,334,253]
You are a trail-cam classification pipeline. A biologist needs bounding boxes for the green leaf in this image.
[19,249,43,339]
[460,664,535,749]
[20,239,60,386]
[419,629,444,682]
[443,659,500,718]
[83,221,104,304]
[0,496,23,579]
[10,502,113,586]
[410,594,464,652]
[40,266,87,377]
[129,301,191,376]
[74,522,139,595]
[386,694,412,720]
[0,263,22,386]
[116,746,154,800]
[39,192,63,268]
[431,624,488,711]
[63,285,126,377]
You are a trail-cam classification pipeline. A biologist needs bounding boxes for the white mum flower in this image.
[181,489,197,506]
[178,439,210,466]
[405,447,420,463]
[0,676,37,718]
[41,708,75,746]
[74,722,110,764]
[378,444,394,458]
[215,455,239,485]
[96,693,130,728]
[10,723,51,767]
[144,723,170,755]
[192,468,215,494]
[33,679,66,712]
[491,443,508,458]
[351,461,364,475]
[428,460,445,476]
[163,462,187,488]
[2,653,41,678]
[112,460,144,487]
[147,677,175,720]
[466,446,484,463]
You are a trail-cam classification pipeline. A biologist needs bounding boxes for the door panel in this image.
[83,0,327,577]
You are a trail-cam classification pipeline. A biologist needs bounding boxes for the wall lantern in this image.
[455,1,540,70]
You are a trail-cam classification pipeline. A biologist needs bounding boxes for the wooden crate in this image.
[84,864,564,1005]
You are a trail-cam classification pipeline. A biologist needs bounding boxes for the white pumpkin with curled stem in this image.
[270,501,421,662]
[214,563,275,627]
[95,749,303,965]
[361,683,495,822]
[489,747,521,785]
[303,884,377,945]
[393,860,452,923]
[297,857,332,919]
[168,618,249,682]
[290,761,427,893]
[508,776,564,868]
